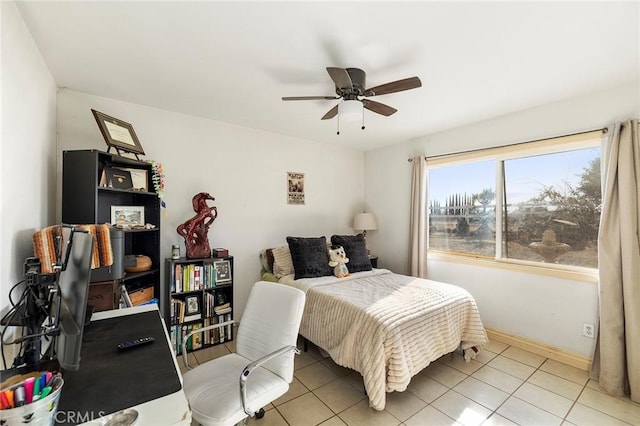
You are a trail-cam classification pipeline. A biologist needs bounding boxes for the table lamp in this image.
[353,212,378,255]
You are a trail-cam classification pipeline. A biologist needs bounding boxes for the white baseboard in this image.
[485,327,592,372]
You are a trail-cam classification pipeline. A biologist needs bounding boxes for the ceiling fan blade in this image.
[282,96,339,101]
[326,67,353,90]
[321,105,339,120]
[362,99,397,116]
[363,76,422,97]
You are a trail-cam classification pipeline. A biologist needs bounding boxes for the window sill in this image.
[427,251,598,284]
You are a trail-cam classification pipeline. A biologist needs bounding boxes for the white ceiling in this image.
[16,1,640,151]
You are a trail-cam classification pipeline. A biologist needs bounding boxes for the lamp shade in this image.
[353,212,378,231]
[339,100,362,122]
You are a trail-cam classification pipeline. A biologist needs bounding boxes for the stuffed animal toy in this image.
[328,245,350,278]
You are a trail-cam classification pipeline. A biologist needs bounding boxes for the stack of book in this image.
[172,263,216,293]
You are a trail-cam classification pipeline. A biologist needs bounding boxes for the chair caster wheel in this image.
[255,408,265,419]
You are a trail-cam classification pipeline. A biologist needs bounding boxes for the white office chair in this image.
[182,281,306,426]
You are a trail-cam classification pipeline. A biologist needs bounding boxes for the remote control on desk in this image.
[117,336,155,351]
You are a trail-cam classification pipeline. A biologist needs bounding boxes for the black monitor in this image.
[52,229,93,371]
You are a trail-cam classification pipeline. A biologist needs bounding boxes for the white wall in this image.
[56,90,365,318]
[0,2,57,312]
[365,82,640,357]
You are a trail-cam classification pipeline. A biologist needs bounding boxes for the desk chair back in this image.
[236,282,305,381]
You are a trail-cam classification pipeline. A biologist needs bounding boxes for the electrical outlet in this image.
[583,323,595,339]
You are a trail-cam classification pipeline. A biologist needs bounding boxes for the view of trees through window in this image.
[428,160,496,257]
[428,146,601,269]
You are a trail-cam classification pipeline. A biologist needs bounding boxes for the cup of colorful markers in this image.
[0,371,63,426]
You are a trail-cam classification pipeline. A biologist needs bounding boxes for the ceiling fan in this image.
[282,67,422,121]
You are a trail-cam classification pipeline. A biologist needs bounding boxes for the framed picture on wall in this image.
[287,172,305,205]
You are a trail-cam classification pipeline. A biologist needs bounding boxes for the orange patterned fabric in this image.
[33,224,113,273]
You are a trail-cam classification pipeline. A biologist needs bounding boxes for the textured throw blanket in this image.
[33,224,113,273]
[280,270,488,410]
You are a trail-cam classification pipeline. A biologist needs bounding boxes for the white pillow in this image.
[259,249,271,272]
[272,246,294,278]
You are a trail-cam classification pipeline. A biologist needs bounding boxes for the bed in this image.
[261,236,488,410]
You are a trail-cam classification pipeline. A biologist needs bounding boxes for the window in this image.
[427,131,602,271]
[428,160,496,257]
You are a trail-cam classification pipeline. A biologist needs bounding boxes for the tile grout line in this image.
[418,344,513,424]
[569,383,637,426]
[479,344,548,424]
[562,379,590,425]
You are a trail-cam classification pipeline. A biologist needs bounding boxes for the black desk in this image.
[56,305,190,425]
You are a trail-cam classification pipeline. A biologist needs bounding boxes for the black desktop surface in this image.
[56,310,182,425]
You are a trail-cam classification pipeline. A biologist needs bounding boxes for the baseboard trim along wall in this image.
[485,327,592,372]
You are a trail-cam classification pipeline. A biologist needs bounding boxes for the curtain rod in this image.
[407,126,608,162]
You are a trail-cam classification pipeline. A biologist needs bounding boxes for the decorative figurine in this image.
[177,192,218,259]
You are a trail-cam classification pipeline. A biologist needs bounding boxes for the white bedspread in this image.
[280,269,488,410]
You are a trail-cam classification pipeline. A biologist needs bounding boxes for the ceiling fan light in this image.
[339,100,362,122]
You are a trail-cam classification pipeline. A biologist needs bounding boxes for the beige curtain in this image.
[410,156,427,277]
[591,119,640,403]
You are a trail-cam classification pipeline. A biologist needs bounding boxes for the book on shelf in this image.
[174,264,182,292]
[213,303,231,315]
[218,314,225,343]
[184,312,202,323]
[194,266,201,290]
[192,323,202,350]
[225,313,232,339]
[175,322,204,354]
[171,298,184,324]
[171,326,178,353]
[181,325,190,352]
[172,298,201,323]
[203,317,219,346]
[174,263,217,292]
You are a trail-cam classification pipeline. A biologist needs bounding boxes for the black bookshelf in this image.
[62,149,165,323]
[165,256,234,354]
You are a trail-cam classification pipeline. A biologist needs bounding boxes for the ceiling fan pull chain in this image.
[361,110,365,131]
[337,113,340,135]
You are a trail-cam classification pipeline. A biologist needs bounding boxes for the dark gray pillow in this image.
[331,234,372,273]
[286,236,332,279]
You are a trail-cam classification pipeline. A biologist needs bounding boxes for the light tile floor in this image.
[180,337,640,426]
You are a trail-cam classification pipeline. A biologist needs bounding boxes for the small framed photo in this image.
[118,168,148,191]
[185,295,200,315]
[103,167,133,190]
[111,205,145,227]
[213,260,232,284]
[92,109,145,156]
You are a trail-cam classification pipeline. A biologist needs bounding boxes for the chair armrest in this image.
[181,320,236,369]
[239,345,300,416]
